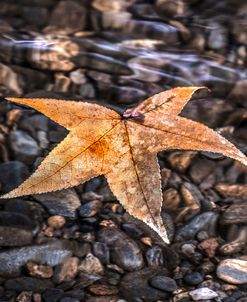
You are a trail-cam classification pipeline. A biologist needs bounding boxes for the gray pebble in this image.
[98,228,144,271]
[9,130,40,164]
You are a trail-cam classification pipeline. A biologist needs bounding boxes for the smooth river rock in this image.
[216,258,247,284]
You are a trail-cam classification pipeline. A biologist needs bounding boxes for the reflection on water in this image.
[0,0,246,112]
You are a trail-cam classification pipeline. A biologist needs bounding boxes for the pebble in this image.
[175,212,218,241]
[92,242,110,264]
[44,1,86,34]
[0,161,29,193]
[220,203,247,225]
[0,62,22,94]
[9,130,41,164]
[149,276,177,292]
[98,228,144,271]
[0,240,74,277]
[189,287,218,301]
[78,253,104,275]
[26,262,53,279]
[0,211,34,246]
[120,268,169,301]
[197,238,219,258]
[78,200,102,218]
[145,246,164,267]
[34,189,81,219]
[47,215,66,229]
[5,277,53,292]
[183,272,204,285]
[42,288,63,302]
[53,257,79,284]
[216,259,247,284]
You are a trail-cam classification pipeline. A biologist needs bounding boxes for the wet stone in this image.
[189,287,218,301]
[0,161,29,193]
[5,277,53,292]
[73,53,132,76]
[149,276,177,292]
[9,130,40,164]
[34,189,81,219]
[216,259,247,284]
[53,257,79,284]
[98,228,144,271]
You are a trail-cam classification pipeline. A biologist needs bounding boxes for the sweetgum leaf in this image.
[1,87,246,243]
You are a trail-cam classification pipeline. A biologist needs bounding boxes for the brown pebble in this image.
[162,188,181,210]
[141,237,152,246]
[47,215,66,229]
[26,261,53,279]
[197,238,219,258]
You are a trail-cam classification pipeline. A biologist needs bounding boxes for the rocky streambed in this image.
[0,0,247,301]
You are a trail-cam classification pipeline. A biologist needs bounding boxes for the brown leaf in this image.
[1,87,247,244]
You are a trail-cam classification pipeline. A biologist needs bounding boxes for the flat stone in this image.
[0,240,74,277]
[189,287,218,301]
[5,277,53,292]
[217,259,247,284]
[220,203,247,225]
[34,189,80,219]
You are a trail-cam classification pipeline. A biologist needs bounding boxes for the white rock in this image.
[189,288,218,301]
